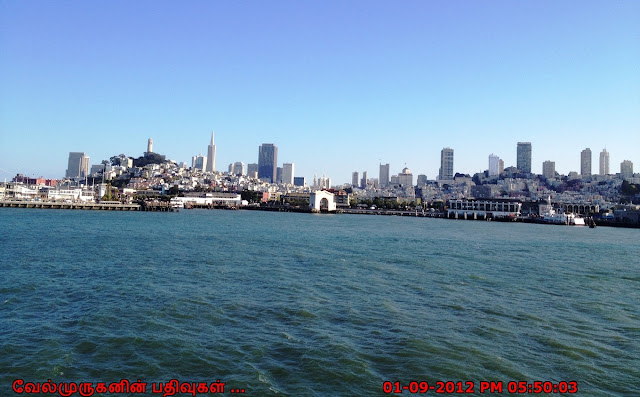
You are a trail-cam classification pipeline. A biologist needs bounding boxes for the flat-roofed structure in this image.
[447,198,522,219]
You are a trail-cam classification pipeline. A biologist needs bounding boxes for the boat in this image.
[169,197,184,210]
[538,196,585,226]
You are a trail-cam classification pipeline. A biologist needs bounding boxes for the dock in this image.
[0,200,140,211]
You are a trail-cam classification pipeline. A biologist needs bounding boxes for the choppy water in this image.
[1,208,639,396]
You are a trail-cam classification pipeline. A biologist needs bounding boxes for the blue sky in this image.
[1,0,638,183]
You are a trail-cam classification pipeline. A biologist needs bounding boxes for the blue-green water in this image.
[1,208,639,396]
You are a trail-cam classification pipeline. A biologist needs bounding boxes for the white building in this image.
[439,147,454,180]
[206,131,216,173]
[397,167,413,187]
[282,163,294,185]
[488,154,500,176]
[599,149,610,175]
[309,190,336,212]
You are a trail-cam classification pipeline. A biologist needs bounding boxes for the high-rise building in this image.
[147,138,153,153]
[621,160,633,179]
[206,131,216,173]
[276,167,283,183]
[379,163,390,188]
[439,147,454,180]
[599,149,610,175]
[352,172,359,187]
[361,171,368,189]
[232,162,245,176]
[282,163,294,185]
[398,167,413,187]
[417,174,428,186]
[258,144,278,183]
[66,152,90,179]
[542,160,556,179]
[517,142,532,174]
[192,155,207,171]
[488,154,500,176]
[498,159,504,175]
[293,177,306,187]
[580,148,592,177]
[247,163,258,178]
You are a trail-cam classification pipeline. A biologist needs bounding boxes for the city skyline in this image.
[1,1,638,183]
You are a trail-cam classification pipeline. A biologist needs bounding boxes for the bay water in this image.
[1,208,639,396]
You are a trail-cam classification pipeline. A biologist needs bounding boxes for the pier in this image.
[0,200,140,211]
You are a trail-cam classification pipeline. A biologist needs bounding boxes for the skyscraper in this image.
[599,149,610,175]
[517,142,532,174]
[488,154,500,176]
[361,171,368,189]
[439,147,454,180]
[620,160,633,179]
[247,163,258,178]
[192,155,207,171]
[352,172,359,187]
[206,131,216,173]
[66,152,90,179]
[542,160,556,179]
[580,148,592,177]
[282,163,294,185]
[379,163,390,188]
[258,144,278,183]
[398,167,413,187]
[232,162,245,176]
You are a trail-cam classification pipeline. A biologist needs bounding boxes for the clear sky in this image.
[1,0,638,183]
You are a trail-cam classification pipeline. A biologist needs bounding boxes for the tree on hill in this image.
[133,153,166,167]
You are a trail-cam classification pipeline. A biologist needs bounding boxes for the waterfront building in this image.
[147,138,153,154]
[65,152,90,179]
[247,163,258,178]
[379,163,390,188]
[258,144,278,183]
[309,190,337,212]
[488,154,500,176]
[447,198,522,219]
[439,147,454,180]
[621,160,633,179]
[517,142,532,174]
[361,171,368,189]
[397,167,413,187]
[581,148,592,177]
[282,163,294,185]
[232,162,245,176]
[206,131,216,173]
[542,160,556,179]
[352,172,359,187]
[600,149,610,175]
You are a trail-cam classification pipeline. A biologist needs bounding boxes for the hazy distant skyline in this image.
[1,1,638,183]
